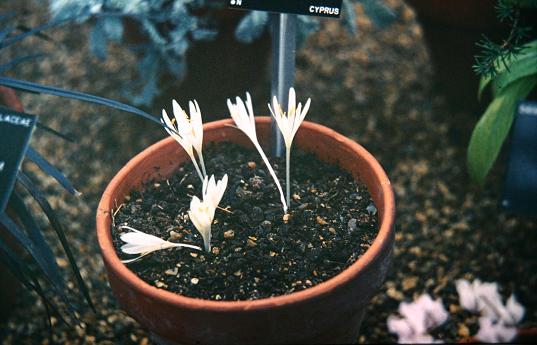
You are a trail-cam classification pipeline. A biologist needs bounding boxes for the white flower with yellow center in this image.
[119,225,201,263]
[227,93,288,213]
[189,174,228,252]
[161,99,206,182]
[268,87,311,208]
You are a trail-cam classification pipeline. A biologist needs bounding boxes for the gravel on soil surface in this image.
[1,0,535,344]
[111,143,378,300]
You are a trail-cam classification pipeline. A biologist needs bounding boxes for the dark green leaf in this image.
[468,75,537,184]
[0,54,46,74]
[478,40,537,99]
[17,173,95,311]
[36,122,74,142]
[25,147,80,195]
[0,77,161,126]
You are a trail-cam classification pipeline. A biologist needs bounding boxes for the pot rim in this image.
[96,117,395,312]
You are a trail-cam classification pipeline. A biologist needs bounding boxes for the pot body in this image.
[96,118,395,344]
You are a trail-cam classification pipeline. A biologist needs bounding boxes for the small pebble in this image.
[261,220,272,232]
[224,230,235,239]
[169,230,181,241]
[251,206,264,222]
[366,203,377,215]
[165,268,178,276]
[247,161,257,169]
[316,216,328,225]
[348,218,357,232]
[190,278,199,285]
[458,323,470,338]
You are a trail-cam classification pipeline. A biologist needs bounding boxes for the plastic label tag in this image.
[0,106,37,213]
[500,101,537,216]
[228,0,343,18]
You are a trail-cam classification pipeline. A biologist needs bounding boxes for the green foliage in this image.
[469,0,536,184]
[1,13,161,325]
[469,40,537,184]
[473,0,535,78]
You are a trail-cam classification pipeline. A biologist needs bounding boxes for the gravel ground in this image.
[1,0,536,344]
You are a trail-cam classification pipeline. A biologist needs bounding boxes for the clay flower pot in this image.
[96,117,395,344]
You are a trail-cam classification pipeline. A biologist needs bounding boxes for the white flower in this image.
[475,316,517,343]
[188,174,228,252]
[227,93,287,213]
[505,294,525,324]
[119,225,201,263]
[161,99,206,182]
[456,279,525,343]
[456,279,524,324]
[268,87,311,149]
[268,87,311,208]
[387,294,447,344]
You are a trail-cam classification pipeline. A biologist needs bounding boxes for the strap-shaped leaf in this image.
[17,172,95,311]
[493,42,537,96]
[9,191,65,286]
[0,77,161,126]
[0,54,45,74]
[36,121,74,142]
[26,147,80,195]
[0,211,75,315]
[0,239,65,329]
[0,18,69,49]
[468,75,537,184]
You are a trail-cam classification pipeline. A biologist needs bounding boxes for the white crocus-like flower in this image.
[227,93,288,213]
[387,294,447,344]
[161,99,206,183]
[119,225,201,263]
[455,279,524,324]
[475,316,517,343]
[268,87,311,208]
[189,174,228,252]
[456,279,524,343]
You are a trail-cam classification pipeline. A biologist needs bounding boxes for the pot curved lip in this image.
[97,117,395,312]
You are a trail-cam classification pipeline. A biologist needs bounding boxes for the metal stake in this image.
[270,13,297,157]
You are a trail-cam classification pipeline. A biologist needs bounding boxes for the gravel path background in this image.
[1,0,535,343]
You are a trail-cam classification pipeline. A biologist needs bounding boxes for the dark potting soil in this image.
[111,142,378,301]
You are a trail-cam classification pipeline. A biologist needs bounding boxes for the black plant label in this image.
[500,101,537,216]
[228,0,343,18]
[0,106,36,213]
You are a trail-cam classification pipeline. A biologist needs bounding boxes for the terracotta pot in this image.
[96,117,395,344]
[459,327,537,343]
[0,86,24,323]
